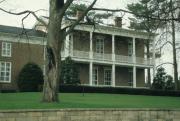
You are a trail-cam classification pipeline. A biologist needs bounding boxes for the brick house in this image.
[0,25,46,90]
[0,19,156,90]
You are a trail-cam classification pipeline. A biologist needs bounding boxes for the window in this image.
[104,69,112,86]
[128,40,132,56]
[0,62,11,83]
[2,42,12,57]
[92,67,98,85]
[96,38,104,54]
[128,69,133,86]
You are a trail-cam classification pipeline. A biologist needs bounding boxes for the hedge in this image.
[59,85,180,97]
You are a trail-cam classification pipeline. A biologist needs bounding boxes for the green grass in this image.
[0,93,180,109]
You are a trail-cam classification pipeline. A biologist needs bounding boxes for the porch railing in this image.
[71,50,153,66]
[93,53,112,62]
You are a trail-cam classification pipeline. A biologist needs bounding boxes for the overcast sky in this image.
[0,0,138,28]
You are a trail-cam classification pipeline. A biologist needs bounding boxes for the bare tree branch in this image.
[59,0,73,18]
[0,8,48,27]
[156,62,174,69]
[65,0,97,36]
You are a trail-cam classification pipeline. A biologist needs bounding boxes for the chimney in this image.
[76,10,84,20]
[114,17,122,28]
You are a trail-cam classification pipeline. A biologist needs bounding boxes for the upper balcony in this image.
[69,50,153,67]
[62,28,155,68]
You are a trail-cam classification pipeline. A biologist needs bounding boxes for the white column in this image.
[112,64,115,87]
[70,34,73,56]
[152,39,156,78]
[65,34,70,57]
[112,35,115,61]
[89,32,93,59]
[133,66,136,88]
[89,62,93,86]
[132,37,136,64]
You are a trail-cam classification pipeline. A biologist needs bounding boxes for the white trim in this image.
[1,42,12,57]
[74,24,156,40]
[133,66,137,88]
[0,61,11,83]
[0,32,46,45]
[89,62,93,86]
[112,64,115,87]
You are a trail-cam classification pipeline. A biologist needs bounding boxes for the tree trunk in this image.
[42,0,64,102]
[170,0,179,90]
[171,17,179,90]
[146,40,151,87]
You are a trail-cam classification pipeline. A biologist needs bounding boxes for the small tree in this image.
[60,57,80,85]
[17,63,44,92]
[165,75,175,90]
[152,67,166,90]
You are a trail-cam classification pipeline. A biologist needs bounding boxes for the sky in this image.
[0,0,137,28]
[0,0,179,77]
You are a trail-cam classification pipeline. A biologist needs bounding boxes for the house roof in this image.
[0,25,46,37]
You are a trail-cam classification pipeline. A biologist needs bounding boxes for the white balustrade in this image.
[115,55,133,63]
[71,50,153,66]
[73,50,89,59]
[93,53,112,61]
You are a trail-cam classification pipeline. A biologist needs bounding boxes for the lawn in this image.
[0,93,180,109]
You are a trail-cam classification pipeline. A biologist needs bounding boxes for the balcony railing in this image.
[70,50,153,66]
[115,55,133,64]
[93,53,112,61]
[73,50,89,59]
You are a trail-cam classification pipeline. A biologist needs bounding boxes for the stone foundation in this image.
[0,109,179,121]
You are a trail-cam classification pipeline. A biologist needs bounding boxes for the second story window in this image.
[96,38,104,54]
[2,42,12,57]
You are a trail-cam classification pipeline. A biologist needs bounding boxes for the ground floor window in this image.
[104,69,112,85]
[92,67,98,85]
[0,61,11,83]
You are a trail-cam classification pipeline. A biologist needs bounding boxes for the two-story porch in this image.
[62,24,156,88]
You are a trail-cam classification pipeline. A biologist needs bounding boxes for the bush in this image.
[59,85,180,97]
[165,75,175,90]
[152,67,166,90]
[60,57,80,85]
[17,63,44,92]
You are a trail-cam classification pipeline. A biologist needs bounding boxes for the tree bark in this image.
[146,39,151,87]
[171,16,179,90]
[170,0,179,90]
[42,0,64,102]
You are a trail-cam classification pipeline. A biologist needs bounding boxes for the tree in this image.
[60,57,80,85]
[164,75,175,90]
[42,0,97,102]
[152,67,166,90]
[17,63,44,92]
[127,0,167,87]
[128,0,180,90]
[152,67,175,90]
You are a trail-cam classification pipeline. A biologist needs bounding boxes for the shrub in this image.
[59,85,180,97]
[152,67,166,90]
[165,75,175,90]
[60,57,80,85]
[17,63,44,92]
